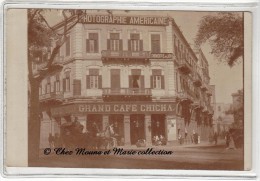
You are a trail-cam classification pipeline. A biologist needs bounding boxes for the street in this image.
[30,141,244,170]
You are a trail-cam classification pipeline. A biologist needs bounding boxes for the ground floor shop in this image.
[39,102,213,148]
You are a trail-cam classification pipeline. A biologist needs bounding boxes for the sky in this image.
[45,10,243,104]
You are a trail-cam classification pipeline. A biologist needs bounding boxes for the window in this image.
[63,72,70,92]
[86,33,99,53]
[128,33,143,51]
[54,74,60,92]
[107,33,122,51]
[86,69,102,89]
[153,76,162,89]
[150,69,164,89]
[46,78,51,94]
[151,34,161,53]
[65,35,70,56]
[129,69,144,89]
[90,75,98,89]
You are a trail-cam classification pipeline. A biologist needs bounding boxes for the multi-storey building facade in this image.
[34,13,214,148]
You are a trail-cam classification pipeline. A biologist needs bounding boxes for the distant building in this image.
[213,103,234,134]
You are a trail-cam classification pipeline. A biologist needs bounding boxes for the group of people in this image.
[48,118,121,150]
[178,130,199,145]
[152,135,167,146]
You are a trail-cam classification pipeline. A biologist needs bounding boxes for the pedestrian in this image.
[48,133,54,149]
[178,134,183,145]
[225,131,230,148]
[184,128,188,144]
[213,132,218,145]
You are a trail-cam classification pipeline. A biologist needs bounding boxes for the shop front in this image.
[49,102,177,146]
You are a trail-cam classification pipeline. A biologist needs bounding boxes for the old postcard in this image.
[5,8,252,172]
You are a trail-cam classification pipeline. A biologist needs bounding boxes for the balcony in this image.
[101,50,150,64]
[33,56,64,73]
[102,88,152,101]
[193,73,202,87]
[177,58,192,74]
[39,91,64,102]
[176,91,193,103]
[201,84,208,91]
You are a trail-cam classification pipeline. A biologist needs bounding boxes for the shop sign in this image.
[150,53,173,59]
[51,102,176,117]
[80,15,168,26]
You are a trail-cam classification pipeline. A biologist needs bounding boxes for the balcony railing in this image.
[101,50,150,63]
[39,91,64,101]
[177,58,192,74]
[201,84,208,91]
[34,56,64,71]
[176,91,193,102]
[193,73,202,87]
[102,88,152,96]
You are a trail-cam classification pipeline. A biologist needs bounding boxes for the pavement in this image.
[33,139,243,170]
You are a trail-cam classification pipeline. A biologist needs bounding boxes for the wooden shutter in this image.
[86,39,90,52]
[94,39,98,53]
[107,39,110,50]
[86,75,90,89]
[161,75,165,89]
[73,79,81,96]
[65,36,70,56]
[128,40,131,51]
[119,40,123,51]
[150,76,153,89]
[129,75,133,88]
[140,75,144,89]
[63,78,66,91]
[98,75,102,89]
[54,81,56,92]
[139,40,143,51]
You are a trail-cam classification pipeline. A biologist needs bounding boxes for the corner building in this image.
[36,13,214,148]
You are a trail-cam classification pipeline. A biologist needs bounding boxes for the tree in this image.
[195,12,243,67]
[28,9,85,163]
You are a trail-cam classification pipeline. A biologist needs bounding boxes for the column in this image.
[144,114,152,146]
[166,114,177,141]
[124,115,131,146]
[102,115,109,131]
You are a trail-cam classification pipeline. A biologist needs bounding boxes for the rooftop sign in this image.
[80,15,169,26]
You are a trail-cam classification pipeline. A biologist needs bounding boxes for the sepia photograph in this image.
[25,9,247,170]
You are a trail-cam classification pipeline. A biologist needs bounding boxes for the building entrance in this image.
[130,114,145,145]
[86,114,102,137]
[151,114,166,138]
[109,114,124,145]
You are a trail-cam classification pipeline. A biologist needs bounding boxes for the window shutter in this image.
[86,75,90,89]
[129,75,132,88]
[150,76,153,89]
[140,75,144,89]
[140,40,143,51]
[73,80,81,96]
[161,75,165,89]
[65,36,70,56]
[107,39,110,50]
[54,82,56,92]
[119,39,123,51]
[128,40,131,51]
[63,78,66,91]
[98,75,102,89]
[68,78,70,91]
[86,39,90,52]
[94,39,98,53]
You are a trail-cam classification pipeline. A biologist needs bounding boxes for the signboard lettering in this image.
[51,102,176,116]
[80,15,168,26]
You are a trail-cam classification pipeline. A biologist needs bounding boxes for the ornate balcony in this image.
[193,73,202,87]
[101,50,150,64]
[177,58,192,74]
[176,91,193,103]
[39,91,64,102]
[201,84,208,91]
